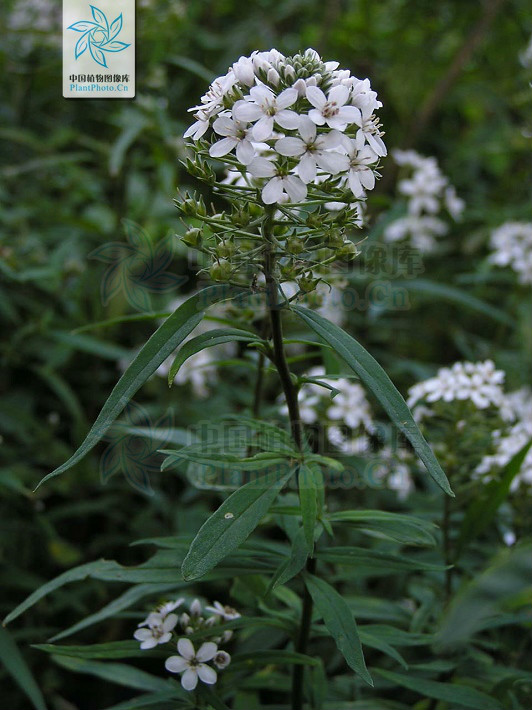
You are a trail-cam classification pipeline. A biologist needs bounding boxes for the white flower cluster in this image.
[384,149,464,252]
[284,367,415,497]
[476,388,532,490]
[488,222,532,285]
[185,48,385,205]
[407,360,506,413]
[134,598,239,691]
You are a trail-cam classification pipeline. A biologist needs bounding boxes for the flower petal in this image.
[305,85,327,109]
[348,170,364,198]
[262,176,284,204]
[275,137,305,157]
[163,614,178,632]
[283,176,307,202]
[177,638,195,660]
[329,84,350,107]
[298,116,316,143]
[297,153,316,183]
[248,157,276,178]
[134,629,152,641]
[196,642,218,663]
[233,100,262,122]
[236,139,255,164]
[275,110,301,130]
[165,656,189,674]
[338,105,362,124]
[140,638,158,650]
[276,87,298,109]
[252,115,274,141]
[209,137,238,158]
[359,167,375,190]
[308,108,326,126]
[197,664,218,685]
[181,668,199,691]
[212,115,236,137]
[316,151,349,174]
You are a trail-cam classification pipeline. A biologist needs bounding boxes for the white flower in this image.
[165,639,218,691]
[275,117,347,183]
[489,222,532,285]
[326,379,374,431]
[209,114,256,164]
[248,157,307,204]
[183,115,210,140]
[305,84,361,130]
[190,598,203,617]
[232,55,256,86]
[156,598,185,617]
[214,650,231,669]
[134,612,178,649]
[407,360,506,412]
[205,601,241,621]
[233,85,300,141]
[353,102,387,157]
[341,134,378,197]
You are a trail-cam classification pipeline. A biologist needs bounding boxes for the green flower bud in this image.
[327,230,345,248]
[338,241,359,260]
[210,259,233,282]
[316,248,335,262]
[182,228,202,247]
[287,237,304,255]
[216,241,236,258]
[298,274,320,293]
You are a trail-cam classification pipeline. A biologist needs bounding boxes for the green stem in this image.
[262,208,314,710]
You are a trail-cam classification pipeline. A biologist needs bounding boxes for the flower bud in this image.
[338,241,359,260]
[210,259,233,282]
[216,241,236,258]
[287,237,304,255]
[182,227,202,247]
[298,274,320,293]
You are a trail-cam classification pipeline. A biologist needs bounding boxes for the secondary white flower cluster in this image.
[384,149,464,252]
[476,388,532,490]
[407,360,507,414]
[184,48,385,205]
[488,222,532,285]
[134,597,239,691]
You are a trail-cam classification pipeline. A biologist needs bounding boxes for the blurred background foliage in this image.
[0,0,531,708]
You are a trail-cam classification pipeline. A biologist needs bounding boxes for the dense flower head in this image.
[184,47,385,205]
[488,222,532,285]
[407,360,506,413]
[178,49,385,291]
[476,387,532,490]
[384,149,464,252]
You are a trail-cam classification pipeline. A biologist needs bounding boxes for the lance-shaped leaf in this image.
[167,327,261,385]
[182,467,295,580]
[36,285,243,489]
[0,627,47,710]
[299,463,319,553]
[305,575,373,686]
[293,306,452,496]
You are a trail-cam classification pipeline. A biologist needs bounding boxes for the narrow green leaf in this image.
[457,440,532,554]
[168,327,259,385]
[317,546,445,573]
[52,655,174,694]
[266,527,308,594]
[36,285,242,488]
[393,278,513,327]
[231,650,319,667]
[182,467,295,580]
[292,306,452,496]
[0,626,47,710]
[299,464,318,553]
[34,641,145,659]
[305,575,373,687]
[374,668,503,710]
[328,510,436,546]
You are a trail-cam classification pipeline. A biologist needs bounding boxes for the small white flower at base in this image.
[165,638,218,691]
[214,650,231,669]
[206,601,241,621]
[134,612,178,649]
